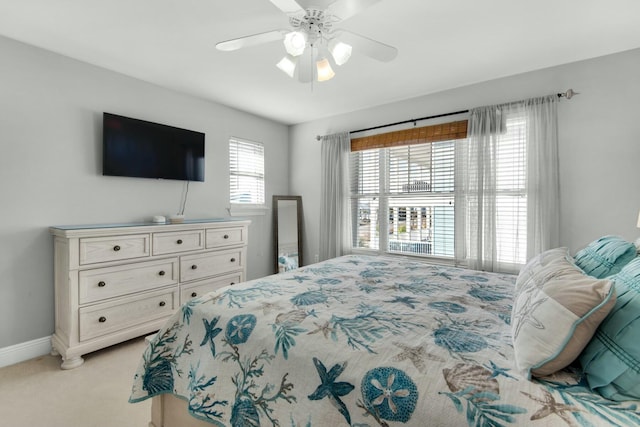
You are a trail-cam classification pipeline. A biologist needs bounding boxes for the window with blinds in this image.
[229,138,265,205]
[351,140,456,258]
[349,117,527,264]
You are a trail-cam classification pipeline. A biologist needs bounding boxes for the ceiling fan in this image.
[215,0,398,83]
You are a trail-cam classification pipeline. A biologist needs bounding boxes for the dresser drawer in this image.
[79,258,179,304]
[180,272,242,303]
[79,289,177,341]
[79,234,150,265]
[153,230,204,255]
[206,227,246,249]
[180,248,245,282]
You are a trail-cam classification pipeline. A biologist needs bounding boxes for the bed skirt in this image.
[150,394,211,427]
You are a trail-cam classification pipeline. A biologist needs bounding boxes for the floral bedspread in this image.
[130,255,640,426]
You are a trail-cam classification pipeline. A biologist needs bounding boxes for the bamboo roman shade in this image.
[350,120,468,152]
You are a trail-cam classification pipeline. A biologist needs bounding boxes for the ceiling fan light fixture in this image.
[283,31,307,56]
[216,0,398,85]
[276,55,297,78]
[316,58,335,82]
[328,39,352,66]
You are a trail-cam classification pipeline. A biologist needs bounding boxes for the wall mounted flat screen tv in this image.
[103,112,205,181]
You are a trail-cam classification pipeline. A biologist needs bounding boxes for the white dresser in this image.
[50,219,250,369]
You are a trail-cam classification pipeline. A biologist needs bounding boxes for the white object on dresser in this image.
[151,215,166,223]
[50,219,250,369]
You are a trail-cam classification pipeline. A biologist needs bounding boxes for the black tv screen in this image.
[103,112,205,182]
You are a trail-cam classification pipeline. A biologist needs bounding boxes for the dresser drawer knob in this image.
[113,245,121,252]
[98,281,106,287]
[230,257,236,263]
[177,239,183,244]
[191,292,197,298]
[158,270,165,276]
[98,316,107,323]
[191,265,198,270]
[230,282,235,286]
[159,301,166,307]
[224,234,229,239]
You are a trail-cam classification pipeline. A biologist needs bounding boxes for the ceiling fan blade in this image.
[335,30,397,62]
[216,30,285,51]
[269,0,305,16]
[297,48,314,83]
[328,0,382,21]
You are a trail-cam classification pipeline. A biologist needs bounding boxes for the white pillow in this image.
[512,247,616,378]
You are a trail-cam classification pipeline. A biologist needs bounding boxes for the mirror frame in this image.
[273,195,303,274]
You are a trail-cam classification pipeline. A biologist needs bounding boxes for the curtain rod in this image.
[315,89,577,141]
[349,109,469,136]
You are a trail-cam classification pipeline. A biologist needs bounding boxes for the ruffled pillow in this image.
[512,247,616,378]
[573,235,636,278]
[579,257,640,401]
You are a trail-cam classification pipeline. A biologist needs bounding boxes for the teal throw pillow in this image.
[573,235,636,278]
[579,257,640,401]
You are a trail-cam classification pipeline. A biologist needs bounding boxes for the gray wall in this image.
[290,48,640,266]
[2,33,639,352]
[0,35,289,349]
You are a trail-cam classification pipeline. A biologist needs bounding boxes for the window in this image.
[229,138,265,205]
[351,140,455,258]
[350,118,527,264]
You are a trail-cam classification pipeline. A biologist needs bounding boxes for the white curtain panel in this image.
[524,96,560,260]
[456,96,559,273]
[455,106,501,271]
[319,132,352,261]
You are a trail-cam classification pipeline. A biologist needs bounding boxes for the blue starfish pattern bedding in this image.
[130,255,640,426]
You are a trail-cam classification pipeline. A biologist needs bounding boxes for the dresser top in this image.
[50,218,251,237]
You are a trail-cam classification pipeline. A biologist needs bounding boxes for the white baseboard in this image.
[0,336,52,369]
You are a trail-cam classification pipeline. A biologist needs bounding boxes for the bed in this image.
[130,254,640,427]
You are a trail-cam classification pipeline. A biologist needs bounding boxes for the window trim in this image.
[227,205,269,217]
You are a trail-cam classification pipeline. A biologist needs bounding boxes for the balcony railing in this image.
[388,239,432,255]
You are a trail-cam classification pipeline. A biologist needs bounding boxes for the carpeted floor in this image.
[0,337,151,427]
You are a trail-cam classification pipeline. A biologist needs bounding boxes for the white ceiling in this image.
[1,0,640,125]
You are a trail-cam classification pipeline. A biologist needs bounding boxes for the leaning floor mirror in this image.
[273,195,303,273]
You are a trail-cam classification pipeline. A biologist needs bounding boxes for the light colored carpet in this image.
[0,337,151,427]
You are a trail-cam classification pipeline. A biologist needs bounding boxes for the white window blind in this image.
[229,138,265,205]
[351,149,380,250]
[495,115,527,265]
